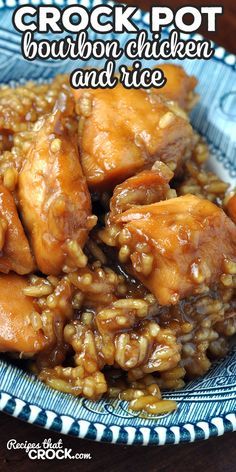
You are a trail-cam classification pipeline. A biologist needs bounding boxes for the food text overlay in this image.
[13,5,223,89]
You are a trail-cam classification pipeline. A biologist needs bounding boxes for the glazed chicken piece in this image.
[18,96,94,275]
[73,85,194,192]
[0,183,34,274]
[153,64,198,111]
[109,162,174,219]
[226,193,236,224]
[0,274,47,354]
[112,195,236,305]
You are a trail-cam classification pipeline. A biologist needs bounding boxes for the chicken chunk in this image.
[0,184,34,274]
[112,195,236,305]
[226,193,236,224]
[73,85,194,192]
[109,162,174,219]
[0,274,47,354]
[153,64,198,111]
[18,96,94,275]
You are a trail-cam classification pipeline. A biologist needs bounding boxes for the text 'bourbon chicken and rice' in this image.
[0,64,235,413]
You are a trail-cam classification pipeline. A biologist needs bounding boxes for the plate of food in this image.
[0,0,235,446]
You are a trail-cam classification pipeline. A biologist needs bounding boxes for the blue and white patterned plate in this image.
[0,0,235,446]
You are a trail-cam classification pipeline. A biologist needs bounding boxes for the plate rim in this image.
[0,387,235,445]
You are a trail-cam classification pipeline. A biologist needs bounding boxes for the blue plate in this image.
[0,0,235,446]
